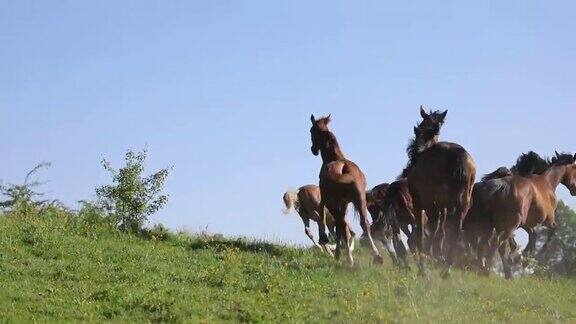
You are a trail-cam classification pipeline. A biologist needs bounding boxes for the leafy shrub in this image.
[535,201,576,276]
[96,149,170,234]
[0,162,55,215]
[143,223,172,242]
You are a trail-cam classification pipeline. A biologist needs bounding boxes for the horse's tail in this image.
[383,185,400,228]
[454,153,469,184]
[454,151,475,189]
[282,190,299,215]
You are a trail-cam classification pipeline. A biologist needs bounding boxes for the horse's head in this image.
[309,114,331,156]
[416,106,447,141]
[554,151,576,196]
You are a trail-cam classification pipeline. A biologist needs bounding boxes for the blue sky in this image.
[1,1,575,245]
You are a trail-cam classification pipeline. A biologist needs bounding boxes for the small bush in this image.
[0,162,54,216]
[95,149,170,234]
[143,223,173,242]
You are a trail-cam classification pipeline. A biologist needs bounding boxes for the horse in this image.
[309,114,383,265]
[464,166,520,278]
[514,152,576,257]
[469,151,576,278]
[283,185,355,252]
[366,183,409,267]
[368,180,427,268]
[403,107,477,277]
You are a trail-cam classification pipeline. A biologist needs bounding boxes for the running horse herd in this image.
[283,107,576,279]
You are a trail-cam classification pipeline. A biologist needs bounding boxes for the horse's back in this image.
[320,159,366,189]
[408,141,476,207]
[298,185,321,208]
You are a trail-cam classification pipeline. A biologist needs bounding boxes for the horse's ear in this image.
[555,151,560,158]
[326,114,332,123]
[573,153,576,162]
[420,105,429,119]
[413,126,419,134]
[440,110,448,120]
[310,114,316,124]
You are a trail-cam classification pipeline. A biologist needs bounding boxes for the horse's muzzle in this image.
[311,147,319,156]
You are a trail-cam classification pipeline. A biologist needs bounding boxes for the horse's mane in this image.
[512,151,551,176]
[400,110,445,178]
[315,115,332,129]
[551,152,576,166]
[481,167,512,182]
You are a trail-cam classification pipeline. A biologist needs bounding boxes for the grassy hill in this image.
[0,211,575,323]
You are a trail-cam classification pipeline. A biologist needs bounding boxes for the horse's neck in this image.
[320,131,345,163]
[408,135,438,163]
[422,137,439,151]
[542,165,566,190]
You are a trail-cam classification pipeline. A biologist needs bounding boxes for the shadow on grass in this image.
[188,235,289,257]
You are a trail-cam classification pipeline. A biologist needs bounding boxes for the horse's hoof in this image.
[373,255,384,265]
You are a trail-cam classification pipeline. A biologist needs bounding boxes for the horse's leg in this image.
[301,217,322,250]
[343,217,354,266]
[481,229,500,276]
[426,207,439,256]
[538,222,557,258]
[389,212,409,267]
[355,191,383,265]
[392,232,409,269]
[522,226,537,256]
[317,201,330,246]
[327,223,337,242]
[441,206,468,279]
[379,227,399,266]
[475,227,491,273]
[414,209,427,276]
[400,223,415,253]
[434,207,448,261]
[318,202,335,257]
[507,236,522,265]
[499,239,513,279]
[334,222,342,261]
[333,204,350,264]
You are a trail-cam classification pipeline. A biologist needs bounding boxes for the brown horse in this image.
[464,166,519,278]
[309,114,383,265]
[283,185,355,251]
[471,152,576,278]
[404,107,477,277]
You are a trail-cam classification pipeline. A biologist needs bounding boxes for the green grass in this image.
[0,212,575,323]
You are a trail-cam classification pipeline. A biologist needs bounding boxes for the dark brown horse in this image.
[368,179,427,268]
[366,183,410,267]
[404,107,477,277]
[309,115,383,265]
[470,152,576,278]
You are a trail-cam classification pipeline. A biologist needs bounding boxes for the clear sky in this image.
[1,1,575,246]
